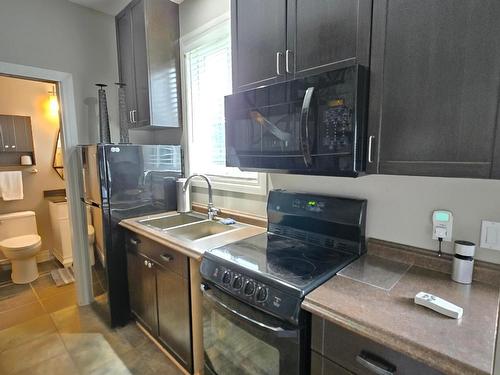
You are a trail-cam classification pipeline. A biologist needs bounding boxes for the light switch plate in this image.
[480,221,500,250]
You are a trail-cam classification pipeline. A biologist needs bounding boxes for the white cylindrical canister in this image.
[176,178,191,213]
[451,240,475,284]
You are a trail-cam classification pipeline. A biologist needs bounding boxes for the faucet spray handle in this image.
[208,206,220,220]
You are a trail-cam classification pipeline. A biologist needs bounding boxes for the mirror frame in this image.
[53,129,64,180]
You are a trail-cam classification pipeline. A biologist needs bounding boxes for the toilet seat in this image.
[0,234,41,251]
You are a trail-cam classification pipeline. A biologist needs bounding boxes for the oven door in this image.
[202,284,304,375]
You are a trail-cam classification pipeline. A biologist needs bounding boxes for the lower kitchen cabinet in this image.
[311,315,443,375]
[125,232,193,373]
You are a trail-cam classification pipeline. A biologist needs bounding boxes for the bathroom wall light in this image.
[48,86,59,117]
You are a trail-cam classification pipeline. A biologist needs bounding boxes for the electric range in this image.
[200,190,367,375]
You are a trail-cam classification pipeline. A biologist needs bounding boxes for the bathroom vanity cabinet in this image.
[125,231,193,373]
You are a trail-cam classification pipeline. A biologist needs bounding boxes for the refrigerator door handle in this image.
[80,197,101,208]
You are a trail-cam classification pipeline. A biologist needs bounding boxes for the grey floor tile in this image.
[31,274,75,299]
[0,283,31,300]
[40,288,78,313]
[13,352,79,375]
[0,287,38,312]
[0,332,66,374]
[0,314,56,352]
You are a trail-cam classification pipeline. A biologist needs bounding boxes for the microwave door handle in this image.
[300,87,315,167]
[202,285,288,334]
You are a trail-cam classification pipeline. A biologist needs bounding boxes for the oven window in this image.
[204,305,280,375]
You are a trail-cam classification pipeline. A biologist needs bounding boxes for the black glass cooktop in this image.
[206,232,357,295]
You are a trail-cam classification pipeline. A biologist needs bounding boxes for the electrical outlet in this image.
[480,221,500,250]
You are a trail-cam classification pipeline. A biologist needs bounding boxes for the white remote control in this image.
[414,292,463,319]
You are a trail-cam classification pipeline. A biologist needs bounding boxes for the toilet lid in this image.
[0,234,41,249]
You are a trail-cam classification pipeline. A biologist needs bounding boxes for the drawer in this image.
[311,351,353,375]
[126,232,188,279]
[311,315,443,375]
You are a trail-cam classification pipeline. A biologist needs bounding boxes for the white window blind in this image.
[185,25,257,180]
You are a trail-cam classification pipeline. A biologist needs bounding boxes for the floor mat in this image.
[50,267,75,286]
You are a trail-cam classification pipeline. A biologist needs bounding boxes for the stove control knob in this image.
[232,275,243,290]
[256,286,268,302]
[222,270,232,285]
[243,281,255,296]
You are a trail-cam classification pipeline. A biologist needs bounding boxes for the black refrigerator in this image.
[79,144,182,327]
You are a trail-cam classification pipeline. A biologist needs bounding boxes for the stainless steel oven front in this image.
[201,283,309,375]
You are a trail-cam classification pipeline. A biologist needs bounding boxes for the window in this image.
[182,16,266,195]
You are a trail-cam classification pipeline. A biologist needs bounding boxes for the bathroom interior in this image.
[0,74,101,324]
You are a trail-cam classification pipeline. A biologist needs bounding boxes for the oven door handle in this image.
[299,86,315,168]
[202,284,293,334]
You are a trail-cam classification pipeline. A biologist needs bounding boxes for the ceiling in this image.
[68,0,183,16]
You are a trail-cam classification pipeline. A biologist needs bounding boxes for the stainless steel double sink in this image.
[137,212,237,242]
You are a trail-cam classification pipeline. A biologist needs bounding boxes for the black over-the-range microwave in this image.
[224,65,369,177]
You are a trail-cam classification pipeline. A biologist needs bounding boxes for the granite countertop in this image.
[302,240,500,375]
[119,211,266,260]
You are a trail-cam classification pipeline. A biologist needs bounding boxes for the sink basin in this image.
[167,220,236,241]
[139,213,204,230]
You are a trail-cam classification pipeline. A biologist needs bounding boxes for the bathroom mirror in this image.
[53,130,64,179]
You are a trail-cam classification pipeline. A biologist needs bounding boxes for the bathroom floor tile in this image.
[0,283,30,299]
[51,304,110,335]
[0,314,56,352]
[0,332,66,374]
[39,288,78,313]
[31,274,75,299]
[0,301,45,331]
[0,287,38,312]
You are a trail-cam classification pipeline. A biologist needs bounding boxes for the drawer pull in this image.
[356,351,396,375]
[160,253,174,262]
[129,238,141,246]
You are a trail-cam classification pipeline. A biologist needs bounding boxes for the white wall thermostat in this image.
[432,210,453,241]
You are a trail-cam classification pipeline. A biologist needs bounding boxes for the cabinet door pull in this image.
[129,238,141,247]
[129,111,133,124]
[368,135,375,163]
[285,49,293,74]
[132,109,137,123]
[356,351,396,375]
[160,253,174,262]
[144,259,148,266]
[11,145,16,149]
[276,52,284,76]
[147,262,153,269]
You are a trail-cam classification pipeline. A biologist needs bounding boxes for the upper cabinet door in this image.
[0,115,16,152]
[231,0,288,92]
[130,0,150,128]
[288,0,372,78]
[13,116,33,153]
[116,8,137,123]
[367,0,500,178]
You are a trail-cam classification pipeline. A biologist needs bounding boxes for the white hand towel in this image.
[0,171,24,200]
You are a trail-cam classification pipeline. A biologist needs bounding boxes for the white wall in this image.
[0,0,119,144]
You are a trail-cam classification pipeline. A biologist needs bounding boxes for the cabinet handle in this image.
[368,135,375,163]
[129,111,133,123]
[356,351,396,375]
[129,238,141,247]
[147,262,152,269]
[11,145,16,149]
[132,109,137,123]
[276,52,284,76]
[160,253,174,262]
[285,50,293,74]
[144,260,148,266]
[4,145,9,149]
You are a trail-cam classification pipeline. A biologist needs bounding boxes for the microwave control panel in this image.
[318,95,353,154]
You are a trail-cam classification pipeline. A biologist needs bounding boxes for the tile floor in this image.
[0,262,183,375]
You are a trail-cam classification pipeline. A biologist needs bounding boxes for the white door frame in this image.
[0,61,93,305]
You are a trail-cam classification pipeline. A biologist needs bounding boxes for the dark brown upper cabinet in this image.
[0,115,35,166]
[116,0,181,129]
[231,0,373,93]
[367,0,500,179]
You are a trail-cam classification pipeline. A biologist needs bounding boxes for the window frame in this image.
[180,12,267,196]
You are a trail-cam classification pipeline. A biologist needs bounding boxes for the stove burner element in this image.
[268,257,317,279]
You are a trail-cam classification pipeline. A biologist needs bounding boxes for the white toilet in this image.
[48,201,95,267]
[0,211,42,284]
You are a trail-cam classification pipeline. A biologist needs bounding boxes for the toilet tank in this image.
[0,211,38,241]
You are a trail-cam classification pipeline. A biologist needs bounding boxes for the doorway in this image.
[0,61,94,307]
